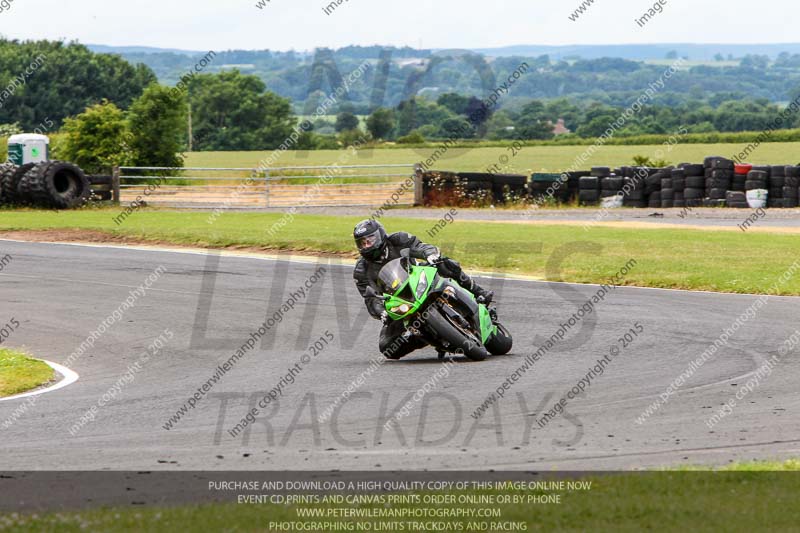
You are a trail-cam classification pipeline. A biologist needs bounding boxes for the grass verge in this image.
[3,461,799,532]
[185,141,800,173]
[1,209,799,295]
[0,348,54,398]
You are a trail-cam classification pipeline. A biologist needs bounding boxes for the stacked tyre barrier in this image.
[600,171,624,203]
[530,172,575,204]
[0,161,90,209]
[768,166,784,208]
[785,166,800,208]
[454,172,529,203]
[681,164,704,208]
[578,173,600,205]
[668,167,685,208]
[703,157,731,207]
[423,171,569,206]
[487,173,528,203]
[422,160,800,208]
[578,158,800,209]
[726,163,750,208]
[621,167,647,208]
[645,167,664,208]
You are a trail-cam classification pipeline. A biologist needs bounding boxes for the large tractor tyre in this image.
[15,163,43,205]
[22,161,90,209]
[0,162,17,204]
[485,323,513,356]
[1,163,26,205]
[425,306,489,362]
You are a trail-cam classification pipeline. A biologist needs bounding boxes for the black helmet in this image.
[353,219,387,260]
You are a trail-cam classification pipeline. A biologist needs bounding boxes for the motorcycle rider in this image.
[352,219,493,359]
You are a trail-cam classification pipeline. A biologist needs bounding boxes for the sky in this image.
[0,0,798,52]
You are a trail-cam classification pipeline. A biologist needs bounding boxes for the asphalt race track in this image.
[2,239,800,472]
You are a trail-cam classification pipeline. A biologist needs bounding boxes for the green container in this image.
[7,143,23,165]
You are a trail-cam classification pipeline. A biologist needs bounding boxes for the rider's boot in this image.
[459,273,494,305]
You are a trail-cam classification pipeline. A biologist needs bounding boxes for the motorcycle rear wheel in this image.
[485,323,513,355]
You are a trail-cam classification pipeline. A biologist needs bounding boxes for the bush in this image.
[397,130,426,144]
[0,123,21,137]
[335,112,360,133]
[128,84,187,169]
[366,108,395,140]
[59,101,133,174]
[313,134,341,150]
[337,129,369,148]
[296,132,340,150]
[632,155,670,167]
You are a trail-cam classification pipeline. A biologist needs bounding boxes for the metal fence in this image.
[116,164,419,209]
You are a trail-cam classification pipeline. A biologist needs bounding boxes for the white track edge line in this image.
[0,360,79,402]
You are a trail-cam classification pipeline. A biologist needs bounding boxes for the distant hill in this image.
[86,43,800,111]
[472,43,800,61]
[87,44,203,56]
[89,43,800,61]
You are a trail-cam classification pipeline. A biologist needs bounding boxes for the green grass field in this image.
[0,349,54,397]
[1,210,799,295]
[184,141,800,174]
[4,462,799,532]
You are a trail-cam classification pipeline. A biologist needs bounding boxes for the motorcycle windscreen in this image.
[377,259,410,296]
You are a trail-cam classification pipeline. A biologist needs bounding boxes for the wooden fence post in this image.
[413,164,424,206]
[112,166,121,204]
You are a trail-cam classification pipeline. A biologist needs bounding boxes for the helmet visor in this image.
[356,231,380,251]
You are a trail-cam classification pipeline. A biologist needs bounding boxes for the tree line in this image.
[4,40,800,172]
[118,46,800,109]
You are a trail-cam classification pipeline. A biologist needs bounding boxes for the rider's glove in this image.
[426,252,441,264]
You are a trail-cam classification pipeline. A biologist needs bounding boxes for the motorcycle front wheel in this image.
[425,306,489,361]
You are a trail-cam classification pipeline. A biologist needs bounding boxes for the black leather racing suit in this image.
[353,231,483,359]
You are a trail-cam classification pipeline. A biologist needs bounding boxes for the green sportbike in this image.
[369,250,513,361]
